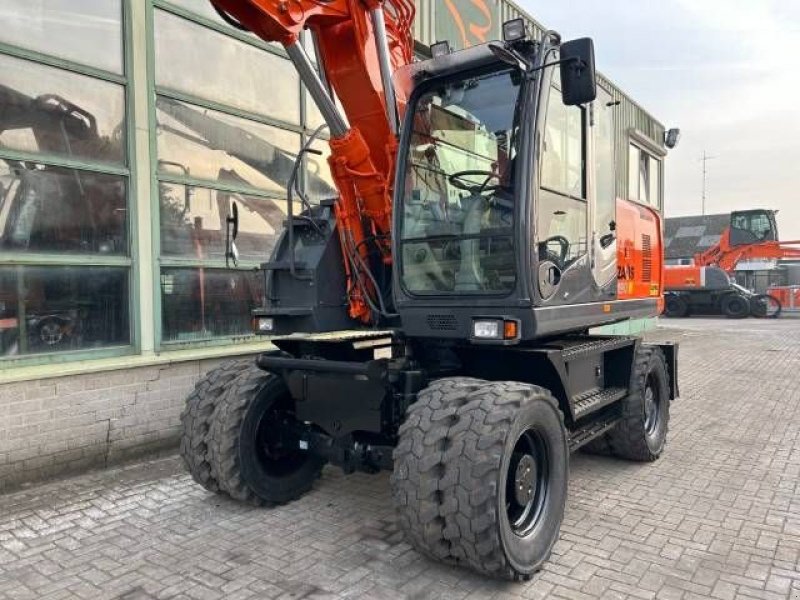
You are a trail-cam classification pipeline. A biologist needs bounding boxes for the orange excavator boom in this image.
[210,0,415,322]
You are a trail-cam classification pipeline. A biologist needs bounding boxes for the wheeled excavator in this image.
[180,0,679,579]
[664,209,800,318]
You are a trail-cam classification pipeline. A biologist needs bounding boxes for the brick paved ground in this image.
[0,318,799,600]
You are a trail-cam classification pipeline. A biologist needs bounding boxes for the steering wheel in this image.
[448,170,502,196]
[541,235,570,264]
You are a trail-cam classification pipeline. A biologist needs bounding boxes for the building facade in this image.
[0,0,666,488]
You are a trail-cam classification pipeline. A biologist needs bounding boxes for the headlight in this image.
[473,319,502,340]
[472,318,520,342]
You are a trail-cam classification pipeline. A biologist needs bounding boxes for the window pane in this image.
[161,268,265,343]
[156,97,300,193]
[0,266,129,357]
[0,54,126,164]
[154,10,300,125]
[164,0,275,44]
[541,83,583,197]
[639,151,650,204]
[649,158,661,208]
[0,162,127,254]
[305,139,336,204]
[0,1,123,74]
[537,189,588,267]
[628,144,639,201]
[160,183,294,261]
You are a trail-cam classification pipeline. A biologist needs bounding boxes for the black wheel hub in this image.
[254,408,307,476]
[643,375,660,436]
[513,454,537,505]
[506,430,549,536]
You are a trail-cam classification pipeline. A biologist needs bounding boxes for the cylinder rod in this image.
[369,6,400,136]
[285,40,348,138]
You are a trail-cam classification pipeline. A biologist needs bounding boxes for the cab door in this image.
[535,65,593,306]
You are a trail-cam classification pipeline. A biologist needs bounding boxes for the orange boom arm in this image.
[210,0,415,322]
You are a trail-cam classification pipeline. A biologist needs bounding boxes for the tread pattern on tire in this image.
[606,346,669,461]
[207,365,324,505]
[391,377,490,563]
[393,378,566,580]
[179,359,250,492]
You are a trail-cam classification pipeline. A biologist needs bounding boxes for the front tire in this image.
[393,380,568,580]
[208,365,325,505]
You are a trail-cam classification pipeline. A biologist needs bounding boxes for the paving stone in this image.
[0,318,799,599]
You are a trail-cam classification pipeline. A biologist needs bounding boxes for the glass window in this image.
[400,70,520,294]
[154,10,300,125]
[0,1,123,74]
[594,90,616,237]
[156,97,300,193]
[160,183,294,261]
[537,190,588,268]
[0,265,129,357]
[628,143,661,208]
[639,150,650,204]
[0,54,126,165]
[541,77,584,198]
[160,267,265,343]
[649,157,661,209]
[628,144,639,202]
[0,162,127,255]
[163,0,276,45]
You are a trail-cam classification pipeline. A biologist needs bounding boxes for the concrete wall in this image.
[0,356,256,492]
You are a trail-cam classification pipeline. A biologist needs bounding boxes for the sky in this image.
[519,0,800,239]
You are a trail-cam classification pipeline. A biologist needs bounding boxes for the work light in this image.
[502,18,527,42]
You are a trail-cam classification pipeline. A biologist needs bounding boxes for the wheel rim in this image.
[253,404,306,477]
[40,322,63,345]
[643,374,661,436]
[506,429,549,537]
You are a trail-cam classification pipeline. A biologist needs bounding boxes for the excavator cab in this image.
[729,209,778,246]
[392,34,661,341]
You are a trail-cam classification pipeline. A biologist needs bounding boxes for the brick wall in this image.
[0,356,255,491]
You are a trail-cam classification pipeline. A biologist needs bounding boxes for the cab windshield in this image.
[400,69,521,294]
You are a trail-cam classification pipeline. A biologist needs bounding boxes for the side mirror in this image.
[225,201,239,267]
[559,38,596,106]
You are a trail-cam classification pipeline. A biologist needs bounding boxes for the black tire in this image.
[606,346,670,461]
[208,365,325,505]
[721,293,750,319]
[664,294,688,318]
[391,377,491,562]
[393,380,568,580]
[750,294,782,318]
[180,359,250,492]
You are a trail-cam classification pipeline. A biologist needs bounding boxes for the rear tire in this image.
[664,294,688,318]
[606,346,670,461]
[208,365,325,505]
[721,293,749,319]
[393,380,568,580]
[180,359,250,492]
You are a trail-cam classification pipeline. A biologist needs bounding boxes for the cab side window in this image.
[538,69,587,269]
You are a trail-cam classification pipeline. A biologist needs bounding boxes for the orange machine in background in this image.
[664,210,797,318]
